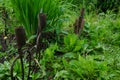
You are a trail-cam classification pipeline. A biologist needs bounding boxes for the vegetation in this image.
[0,0,120,80]
[10,0,69,38]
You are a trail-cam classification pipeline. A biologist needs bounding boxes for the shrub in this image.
[10,0,66,38]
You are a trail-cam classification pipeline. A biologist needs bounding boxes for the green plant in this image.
[1,0,120,80]
[10,0,68,39]
[0,61,11,80]
[96,0,120,13]
[80,12,120,79]
[70,55,107,79]
[54,55,108,79]
[0,0,15,34]
[13,59,29,80]
[0,59,29,80]
[63,34,84,52]
[66,0,97,12]
[66,0,120,13]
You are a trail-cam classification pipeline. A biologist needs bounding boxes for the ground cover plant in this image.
[0,0,120,80]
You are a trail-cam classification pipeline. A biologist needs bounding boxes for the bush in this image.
[10,0,68,38]
[96,0,120,13]
[66,0,120,13]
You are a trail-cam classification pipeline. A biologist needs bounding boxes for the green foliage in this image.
[10,0,68,38]
[0,59,29,80]
[96,0,120,13]
[63,34,84,52]
[44,43,58,61]
[66,0,120,13]
[13,59,29,80]
[0,61,10,80]
[65,0,97,12]
[0,0,120,80]
[39,43,58,78]
[84,12,120,46]
[54,55,108,80]
[81,12,120,79]
[0,0,16,34]
[69,55,107,79]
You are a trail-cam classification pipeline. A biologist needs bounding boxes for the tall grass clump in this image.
[10,0,66,38]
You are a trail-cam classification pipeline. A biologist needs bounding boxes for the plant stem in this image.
[18,48,24,80]
[27,50,31,80]
[10,55,20,80]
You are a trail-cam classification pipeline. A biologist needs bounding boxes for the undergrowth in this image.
[0,0,120,80]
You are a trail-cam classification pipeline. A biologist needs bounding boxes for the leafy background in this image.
[0,0,120,80]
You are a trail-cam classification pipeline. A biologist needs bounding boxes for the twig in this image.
[36,33,41,60]
[34,58,41,68]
